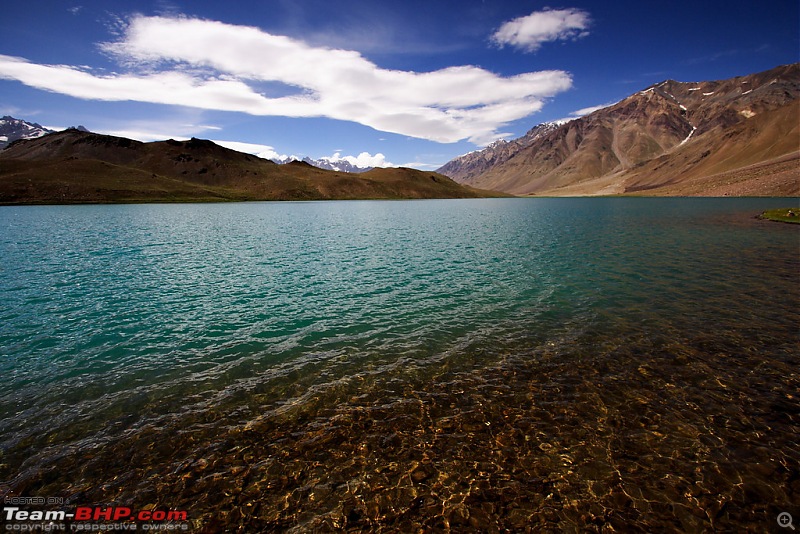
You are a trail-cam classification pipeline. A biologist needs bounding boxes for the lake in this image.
[1,198,798,531]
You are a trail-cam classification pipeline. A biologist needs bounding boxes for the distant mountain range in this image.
[4,64,797,199]
[437,63,799,196]
[0,116,54,149]
[270,155,373,173]
[0,116,376,173]
[0,129,500,204]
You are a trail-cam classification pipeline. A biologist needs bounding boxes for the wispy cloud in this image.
[569,101,616,117]
[491,8,591,53]
[212,140,288,161]
[402,162,441,171]
[0,104,26,116]
[683,49,739,66]
[98,125,221,143]
[0,15,573,145]
[81,108,222,143]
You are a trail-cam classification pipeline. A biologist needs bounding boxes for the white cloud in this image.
[212,142,387,167]
[90,113,222,143]
[212,140,288,161]
[98,126,221,143]
[0,104,25,116]
[322,151,393,168]
[0,15,573,145]
[569,101,616,117]
[399,161,441,171]
[491,8,591,53]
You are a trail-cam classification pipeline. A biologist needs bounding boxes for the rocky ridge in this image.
[436,121,565,185]
[439,64,800,196]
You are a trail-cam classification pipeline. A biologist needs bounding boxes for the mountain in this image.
[0,129,502,204]
[0,116,54,149]
[303,157,372,173]
[438,64,800,196]
[272,155,373,173]
[437,121,566,185]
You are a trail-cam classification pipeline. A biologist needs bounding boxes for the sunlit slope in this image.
[446,64,799,196]
[0,130,502,203]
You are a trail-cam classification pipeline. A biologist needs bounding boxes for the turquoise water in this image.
[0,198,798,531]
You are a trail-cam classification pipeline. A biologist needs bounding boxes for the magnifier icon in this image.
[779,512,795,530]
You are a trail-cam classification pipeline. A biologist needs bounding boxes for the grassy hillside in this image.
[0,131,504,204]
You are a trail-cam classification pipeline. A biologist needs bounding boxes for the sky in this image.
[0,1,797,170]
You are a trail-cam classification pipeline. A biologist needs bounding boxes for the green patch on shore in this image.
[760,208,800,224]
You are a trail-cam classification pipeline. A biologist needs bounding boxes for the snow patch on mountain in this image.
[213,140,388,173]
[0,116,55,149]
[679,126,697,145]
[270,151,392,173]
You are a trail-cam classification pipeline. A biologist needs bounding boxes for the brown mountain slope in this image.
[436,122,564,185]
[0,130,501,204]
[456,63,799,196]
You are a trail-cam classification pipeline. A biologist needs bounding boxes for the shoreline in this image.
[759,207,800,224]
[1,194,798,207]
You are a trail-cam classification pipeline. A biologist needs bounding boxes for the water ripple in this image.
[0,198,797,530]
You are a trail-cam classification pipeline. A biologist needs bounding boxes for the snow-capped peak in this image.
[0,116,55,149]
[269,151,392,173]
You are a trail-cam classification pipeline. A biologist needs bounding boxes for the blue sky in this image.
[0,1,797,169]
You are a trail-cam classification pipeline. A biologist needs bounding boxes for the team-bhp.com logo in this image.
[4,505,190,531]
[5,507,187,521]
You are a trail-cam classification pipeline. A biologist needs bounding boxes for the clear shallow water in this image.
[0,198,798,531]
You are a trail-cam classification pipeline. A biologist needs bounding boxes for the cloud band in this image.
[0,15,573,145]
